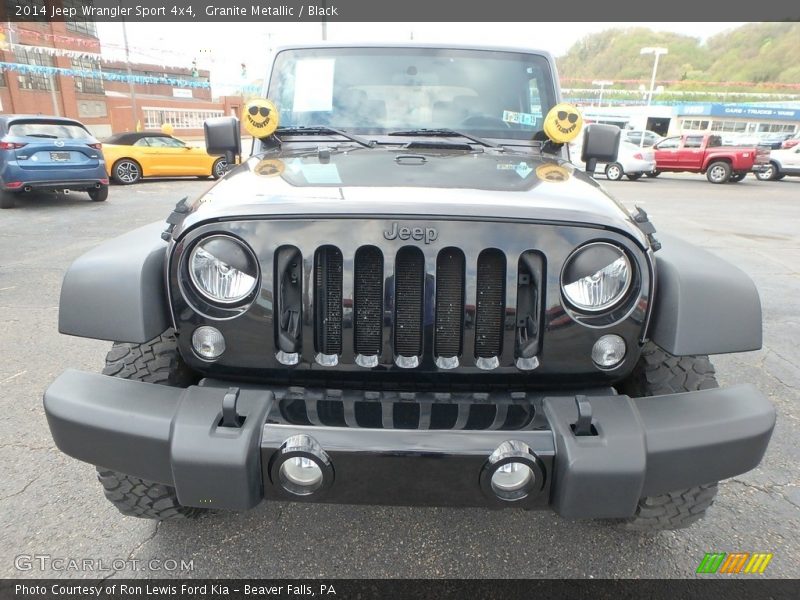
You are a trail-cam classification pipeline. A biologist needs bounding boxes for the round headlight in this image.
[188,235,259,304]
[561,242,632,312]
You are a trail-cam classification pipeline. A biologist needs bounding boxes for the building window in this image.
[6,0,47,22]
[72,57,104,94]
[143,107,224,130]
[63,0,98,37]
[14,47,58,91]
[756,123,796,134]
[711,120,747,133]
[680,119,709,131]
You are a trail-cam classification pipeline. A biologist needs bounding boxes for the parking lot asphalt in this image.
[1,172,798,579]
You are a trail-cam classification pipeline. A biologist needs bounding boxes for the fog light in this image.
[591,334,626,368]
[491,462,534,494]
[280,457,323,492]
[271,434,333,497]
[480,440,544,503]
[192,326,225,360]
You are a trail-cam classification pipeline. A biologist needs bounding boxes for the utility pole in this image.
[122,19,139,130]
[591,80,614,108]
[639,47,668,147]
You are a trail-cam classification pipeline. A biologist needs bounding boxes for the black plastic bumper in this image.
[44,369,775,518]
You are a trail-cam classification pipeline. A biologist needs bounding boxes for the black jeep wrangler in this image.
[44,44,774,530]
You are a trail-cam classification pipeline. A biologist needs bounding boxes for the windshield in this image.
[8,121,92,139]
[267,47,556,141]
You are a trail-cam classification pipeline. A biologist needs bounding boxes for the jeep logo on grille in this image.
[383,222,438,244]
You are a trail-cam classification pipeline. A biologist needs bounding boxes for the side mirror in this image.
[204,117,241,173]
[581,124,620,176]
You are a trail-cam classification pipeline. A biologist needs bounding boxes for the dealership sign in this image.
[677,103,800,121]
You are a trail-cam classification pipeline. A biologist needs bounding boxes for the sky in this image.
[95,21,748,96]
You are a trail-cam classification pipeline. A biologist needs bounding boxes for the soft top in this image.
[103,132,174,145]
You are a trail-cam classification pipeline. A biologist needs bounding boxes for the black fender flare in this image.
[648,233,762,356]
[58,222,170,343]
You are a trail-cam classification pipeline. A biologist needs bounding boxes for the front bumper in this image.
[44,370,775,518]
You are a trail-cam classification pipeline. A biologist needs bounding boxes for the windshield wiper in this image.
[274,126,374,148]
[387,128,500,149]
[26,134,59,139]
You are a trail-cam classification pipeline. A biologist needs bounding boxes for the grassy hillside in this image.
[557,23,800,90]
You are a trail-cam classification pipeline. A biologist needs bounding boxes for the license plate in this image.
[50,152,70,162]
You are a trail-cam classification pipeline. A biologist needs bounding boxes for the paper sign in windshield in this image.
[293,59,335,112]
[502,110,537,127]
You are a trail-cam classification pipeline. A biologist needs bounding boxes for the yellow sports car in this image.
[101,132,227,184]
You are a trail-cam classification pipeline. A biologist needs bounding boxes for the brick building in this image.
[1,3,242,139]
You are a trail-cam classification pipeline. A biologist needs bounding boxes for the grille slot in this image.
[354,246,383,356]
[276,391,535,430]
[394,247,425,357]
[314,246,343,355]
[474,249,506,358]
[435,248,465,358]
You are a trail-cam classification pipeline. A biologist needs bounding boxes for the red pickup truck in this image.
[651,134,771,183]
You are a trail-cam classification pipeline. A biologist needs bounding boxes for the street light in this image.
[639,47,668,146]
[592,80,614,108]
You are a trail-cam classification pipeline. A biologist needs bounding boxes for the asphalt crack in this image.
[729,478,800,511]
[100,520,162,581]
[0,474,42,501]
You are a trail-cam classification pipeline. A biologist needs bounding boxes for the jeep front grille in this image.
[273,243,544,371]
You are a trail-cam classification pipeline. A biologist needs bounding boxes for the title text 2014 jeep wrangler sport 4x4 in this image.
[44,44,774,530]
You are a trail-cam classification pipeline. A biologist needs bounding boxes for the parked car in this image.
[101,132,227,185]
[600,141,656,181]
[758,133,794,150]
[652,133,771,183]
[569,139,656,181]
[782,132,800,150]
[0,115,108,209]
[755,145,800,181]
[622,130,663,147]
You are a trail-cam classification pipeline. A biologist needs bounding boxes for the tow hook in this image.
[220,387,245,428]
[571,395,596,436]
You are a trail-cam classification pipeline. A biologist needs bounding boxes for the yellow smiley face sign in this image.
[254,158,285,177]
[543,103,583,144]
[243,98,279,138]
[536,163,571,183]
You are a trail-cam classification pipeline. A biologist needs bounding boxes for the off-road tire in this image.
[97,469,204,520]
[616,342,720,530]
[624,483,719,531]
[98,330,201,520]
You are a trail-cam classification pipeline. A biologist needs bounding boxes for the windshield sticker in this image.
[497,161,533,179]
[502,110,537,127]
[293,59,335,112]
